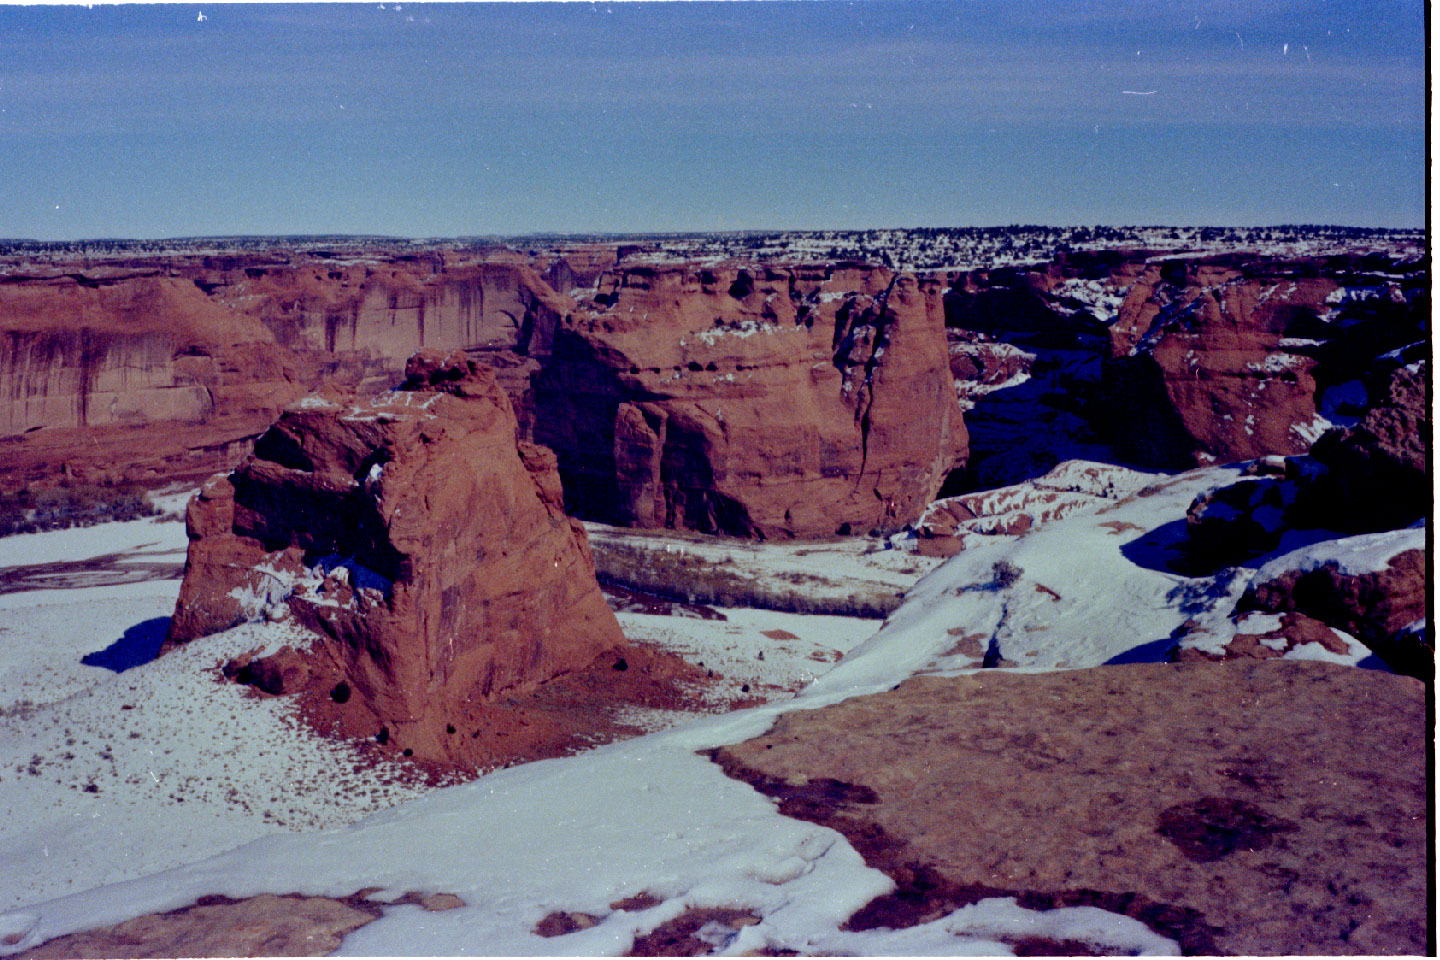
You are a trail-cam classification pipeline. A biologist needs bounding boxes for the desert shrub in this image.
[592,541,899,619]
[990,560,1022,591]
[0,699,38,719]
[0,484,159,537]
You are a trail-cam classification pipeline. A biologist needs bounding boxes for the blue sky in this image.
[0,1,1426,238]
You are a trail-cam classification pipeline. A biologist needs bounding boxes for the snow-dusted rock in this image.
[167,351,630,765]
[1302,360,1429,533]
[914,460,1158,556]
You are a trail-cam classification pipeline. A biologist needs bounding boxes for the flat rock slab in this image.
[16,890,463,959]
[710,660,1428,955]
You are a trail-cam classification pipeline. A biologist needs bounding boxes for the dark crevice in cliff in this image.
[850,273,899,486]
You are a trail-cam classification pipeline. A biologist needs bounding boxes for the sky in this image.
[0,0,1427,239]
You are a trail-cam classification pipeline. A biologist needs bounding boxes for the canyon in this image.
[0,227,1428,957]
[1,230,1423,531]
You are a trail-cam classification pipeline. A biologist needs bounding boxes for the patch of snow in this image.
[1289,413,1333,446]
[695,320,790,346]
[0,514,188,570]
[1254,525,1425,582]
[1246,353,1306,375]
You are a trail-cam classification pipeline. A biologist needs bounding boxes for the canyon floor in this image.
[0,458,1426,957]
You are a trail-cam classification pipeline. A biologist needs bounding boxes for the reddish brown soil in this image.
[624,907,761,956]
[224,640,716,783]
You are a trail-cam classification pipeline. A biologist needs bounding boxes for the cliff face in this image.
[0,258,569,489]
[4,245,1421,531]
[200,257,571,368]
[530,263,968,538]
[168,352,627,763]
[3,251,969,539]
[0,272,298,436]
[1101,256,1426,468]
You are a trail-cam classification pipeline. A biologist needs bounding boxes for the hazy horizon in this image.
[1,1,1426,240]
[0,223,1425,248]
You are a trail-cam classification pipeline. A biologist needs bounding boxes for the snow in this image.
[1289,413,1333,446]
[585,522,943,612]
[0,513,188,570]
[1172,523,1423,665]
[1379,340,1425,362]
[694,320,793,346]
[1246,353,1306,374]
[2,454,1416,955]
[0,615,440,914]
[824,468,1240,682]
[1253,523,1425,582]
[618,606,876,705]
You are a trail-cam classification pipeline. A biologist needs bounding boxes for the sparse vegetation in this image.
[0,484,159,537]
[592,541,901,619]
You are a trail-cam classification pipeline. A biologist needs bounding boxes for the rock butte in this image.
[166,350,646,765]
[527,262,968,538]
[1102,254,1426,468]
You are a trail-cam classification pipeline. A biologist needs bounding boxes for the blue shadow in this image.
[1104,635,1180,665]
[1118,519,1191,573]
[82,617,170,673]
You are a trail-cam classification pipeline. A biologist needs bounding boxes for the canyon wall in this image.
[1,244,1423,529]
[1,253,968,539]
[530,263,968,538]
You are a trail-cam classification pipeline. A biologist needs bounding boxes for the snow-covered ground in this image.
[0,461,1409,955]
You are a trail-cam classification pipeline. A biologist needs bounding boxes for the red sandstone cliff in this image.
[529,262,968,538]
[167,351,628,763]
[1101,256,1425,468]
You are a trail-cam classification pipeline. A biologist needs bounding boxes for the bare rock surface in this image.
[1104,259,1332,467]
[1240,542,1428,678]
[1302,360,1430,533]
[165,350,660,767]
[14,890,462,959]
[710,660,1428,956]
[0,270,306,491]
[1101,256,1425,470]
[530,262,968,538]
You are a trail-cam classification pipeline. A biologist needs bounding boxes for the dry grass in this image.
[0,484,158,537]
[592,541,901,619]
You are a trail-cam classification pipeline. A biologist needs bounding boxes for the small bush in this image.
[0,484,159,538]
[990,560,1022,591]
[592,541,899,619]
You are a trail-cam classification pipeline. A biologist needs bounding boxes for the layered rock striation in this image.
[167,351,628,762]
[530,263,968,538]
[2,253,967,539]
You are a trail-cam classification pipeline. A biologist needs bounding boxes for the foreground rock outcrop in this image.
[167,351,641,764]
[15,890,464,959]
[711,660,1428,955]
[1175,358,1429,676]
